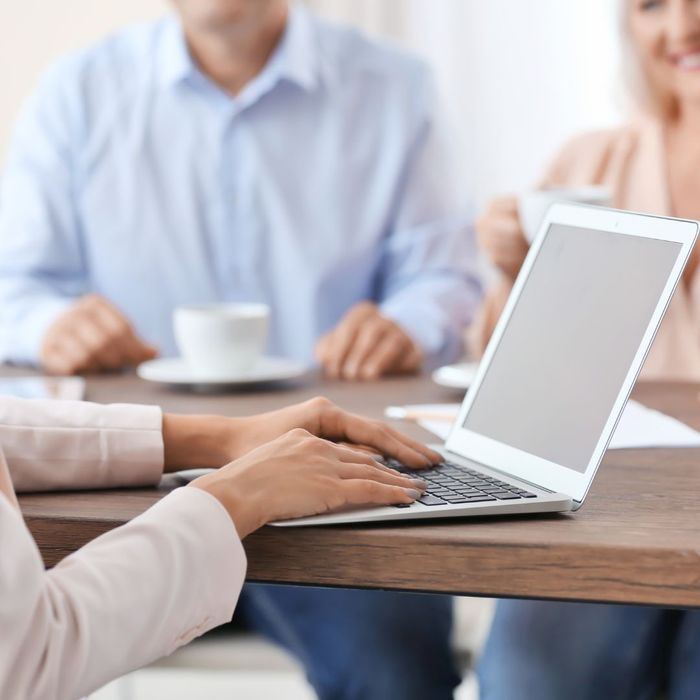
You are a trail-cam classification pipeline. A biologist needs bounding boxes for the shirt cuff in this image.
[0,296,75,365]
[380,300,463,370]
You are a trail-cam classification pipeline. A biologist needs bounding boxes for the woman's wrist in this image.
[189,471,267,539]
[162,413,247,472]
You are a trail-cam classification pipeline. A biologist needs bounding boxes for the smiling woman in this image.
[623,0,700,118]
[471,0,700,379]
[475,1,700,698]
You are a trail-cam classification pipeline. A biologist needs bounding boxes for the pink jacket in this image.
[471,118,700,381]
[0,397,246,700]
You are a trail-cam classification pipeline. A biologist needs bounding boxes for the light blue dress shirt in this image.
[0,5,480,368]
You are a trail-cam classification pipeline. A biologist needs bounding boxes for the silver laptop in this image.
[277,204,698,526]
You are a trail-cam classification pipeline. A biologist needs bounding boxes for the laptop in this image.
[276,204,698,527]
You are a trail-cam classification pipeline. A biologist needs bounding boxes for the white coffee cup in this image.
[518,186,612,243]
[173,303,270,379]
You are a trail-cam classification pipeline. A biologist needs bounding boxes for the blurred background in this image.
[0,0,620,206]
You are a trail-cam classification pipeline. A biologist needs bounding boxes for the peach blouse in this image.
[470,118,700,381]
[0,397,246,700]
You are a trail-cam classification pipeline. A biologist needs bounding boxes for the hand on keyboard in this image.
[379,459,537,507]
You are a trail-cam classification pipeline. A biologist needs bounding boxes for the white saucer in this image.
[431,362,479,390]
[137,356,308,387]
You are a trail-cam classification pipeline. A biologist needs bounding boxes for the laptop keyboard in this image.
[382,459,538,507]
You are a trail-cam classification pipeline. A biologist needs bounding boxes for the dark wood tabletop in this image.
[14,368,700,608]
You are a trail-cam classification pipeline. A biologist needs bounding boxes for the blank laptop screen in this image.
[463,224,682,473]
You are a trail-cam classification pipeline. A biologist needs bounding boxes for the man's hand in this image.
[315,302,423,381]
[40,294,158,375]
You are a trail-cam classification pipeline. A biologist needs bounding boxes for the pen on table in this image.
[384,406,456,423]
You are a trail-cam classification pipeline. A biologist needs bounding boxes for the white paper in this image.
[410,404,460,441]
[607,400,700,449]
[391,400,700,449]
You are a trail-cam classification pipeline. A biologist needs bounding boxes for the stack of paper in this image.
[387,400,700,449]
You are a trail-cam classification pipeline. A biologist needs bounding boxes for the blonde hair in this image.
[619,0,677,120]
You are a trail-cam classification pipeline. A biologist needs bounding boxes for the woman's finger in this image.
[381,422,443,463]
[315,403,441,466]
[340,479,422,507]
[328,442,393,467]
[337,462,427,490]
[485,217,523,242]
[336,442,383,459]
[340,413,438,467]
[343,457,422,483]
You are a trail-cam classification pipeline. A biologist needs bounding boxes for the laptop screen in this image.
[462,223,682,473]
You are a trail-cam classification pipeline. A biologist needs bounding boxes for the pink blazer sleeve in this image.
[0,398,247,699]
[0,396,164,492]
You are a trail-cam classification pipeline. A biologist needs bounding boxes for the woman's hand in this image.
[189,429,428,537]
[162,397,441,472]
[476,196,529,281]
[233,396,442,468]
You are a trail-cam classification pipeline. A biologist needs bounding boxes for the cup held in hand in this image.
[518,186,611,243]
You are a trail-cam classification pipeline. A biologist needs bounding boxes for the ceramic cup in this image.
[173,303,270,379]
[518,186,612,243]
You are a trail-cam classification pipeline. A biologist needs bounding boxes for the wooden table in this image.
[15,370,700,608]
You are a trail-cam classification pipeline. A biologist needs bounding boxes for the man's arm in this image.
[376,68,481,369]
[0,60,159,372]
[316,67,482,379]
[0,60,88,365]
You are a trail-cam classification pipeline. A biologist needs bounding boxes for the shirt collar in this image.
[272,3,319,92]
[156,4,320,94]
[156,18,196,88]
